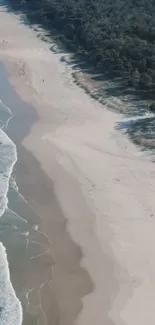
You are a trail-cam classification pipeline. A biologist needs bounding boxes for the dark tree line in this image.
[8,0,155,94]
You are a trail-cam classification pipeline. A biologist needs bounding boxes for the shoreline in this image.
[1,56,120,325]
[0,10,121,325]
[0,62,94,325]
[1,6,155,325]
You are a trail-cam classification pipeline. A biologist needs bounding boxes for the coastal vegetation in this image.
[7,0,155,98]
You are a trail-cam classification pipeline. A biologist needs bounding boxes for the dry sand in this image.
[0,6,155,325]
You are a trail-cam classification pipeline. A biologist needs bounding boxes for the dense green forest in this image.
[7,0,155,97]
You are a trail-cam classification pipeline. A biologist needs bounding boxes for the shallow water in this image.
[0,62,52,325]
[0,95,22,324]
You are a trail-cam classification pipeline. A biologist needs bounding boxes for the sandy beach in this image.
[0,4,155,325]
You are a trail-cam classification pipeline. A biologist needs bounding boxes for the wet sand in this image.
[1,5,155,325]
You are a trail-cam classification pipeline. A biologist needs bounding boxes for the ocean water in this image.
[0,62,54,325]
[0,95,46,325]
[0,99,22,325]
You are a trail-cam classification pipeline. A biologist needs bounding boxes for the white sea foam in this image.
[0,99,13,130]
[0,127,23,324]
[0,243,22,325]
[122,112,154,123]
[9,176,19,192]
[0,129,17,216]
